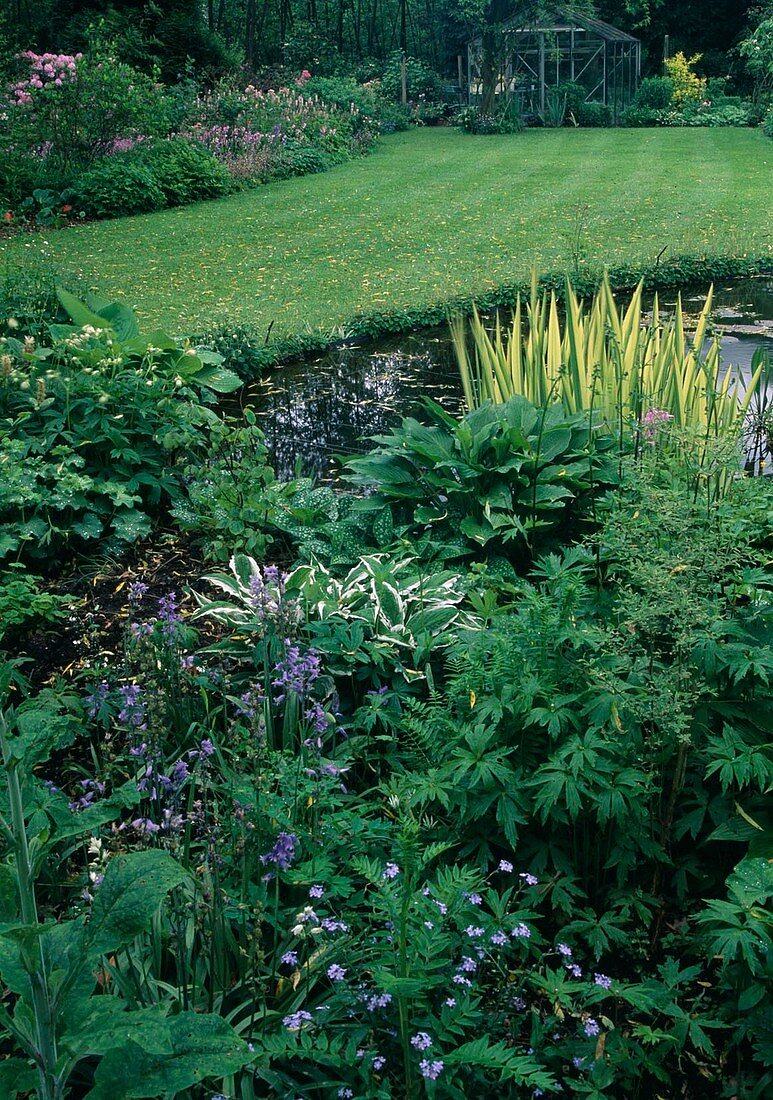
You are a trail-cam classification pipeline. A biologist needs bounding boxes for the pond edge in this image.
[199,253,773,380]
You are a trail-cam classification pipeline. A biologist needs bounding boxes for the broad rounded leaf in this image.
[87,1012,250,1098]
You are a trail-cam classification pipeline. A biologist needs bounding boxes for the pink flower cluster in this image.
[295,69,312,86]
[641,408,674,444]
[191,123,273,154]
[12,51,81,105]
[108,135,144,155]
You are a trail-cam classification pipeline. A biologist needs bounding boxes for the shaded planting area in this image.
[0,280,771,1099]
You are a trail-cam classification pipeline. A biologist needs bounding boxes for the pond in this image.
[247,277,773,481]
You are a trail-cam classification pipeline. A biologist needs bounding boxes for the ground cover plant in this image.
[0,266,771,1098]
[2,128,770,353]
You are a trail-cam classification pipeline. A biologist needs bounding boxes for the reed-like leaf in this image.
[450,274,758,481]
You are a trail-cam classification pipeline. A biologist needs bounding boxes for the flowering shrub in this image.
[187,81,377,183]
[3,51,168,170]
[1,58,384,216]
[11,51,80,105]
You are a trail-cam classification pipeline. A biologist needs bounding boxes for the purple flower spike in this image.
[158,592,182,637]
[127,581,149,603]
[261,832,298,871]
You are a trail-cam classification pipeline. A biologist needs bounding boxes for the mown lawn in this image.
[3,127,771,339]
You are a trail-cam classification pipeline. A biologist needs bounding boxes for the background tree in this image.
[0,0,764,82]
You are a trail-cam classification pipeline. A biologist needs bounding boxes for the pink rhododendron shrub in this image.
[3,51,168,168]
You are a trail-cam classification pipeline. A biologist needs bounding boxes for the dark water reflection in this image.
[245,277,773,481]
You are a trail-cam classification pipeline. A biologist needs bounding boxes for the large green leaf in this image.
[55,287,112,332]
[183,364,241,394]
[87,1012,250,1098]
[73,1004,175,1058]
[84,851,187,957]
[6,704,79,767]
[0,1058,36,1097]
[96,302,140,342]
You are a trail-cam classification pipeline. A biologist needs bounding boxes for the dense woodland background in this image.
[0,0,764,85]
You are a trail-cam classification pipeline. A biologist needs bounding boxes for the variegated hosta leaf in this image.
[192,552,481,668]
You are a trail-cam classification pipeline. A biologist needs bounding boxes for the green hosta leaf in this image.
[56,287,112,331]
[373,580,404,627]
[96,302,140,342]
[189,365,242,393]
[84,851,187,957]
[194,347,224,365]
[536,426,573,463]
[87,1011,250,1098]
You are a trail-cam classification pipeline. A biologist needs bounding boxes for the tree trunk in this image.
[246,0,256,66]
[367,0,378,55]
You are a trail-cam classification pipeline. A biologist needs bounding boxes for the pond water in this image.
[246,277,773,481]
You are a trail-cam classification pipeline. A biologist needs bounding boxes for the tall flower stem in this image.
[0,711,61,1100]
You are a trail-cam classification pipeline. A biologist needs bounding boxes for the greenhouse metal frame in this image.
[468,6,641,121]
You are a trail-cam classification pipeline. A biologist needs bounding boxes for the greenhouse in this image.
[468,5,641,122]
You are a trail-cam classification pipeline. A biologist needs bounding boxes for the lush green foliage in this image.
[0,570,71,644]
[2,428,770,1097]
[304,75,413,132]
[623,68,756,127]
[0,289,240,566]
[70,138,234,218]
[380,50,444,102]
[451,275,764,503]
[344,396,617,563]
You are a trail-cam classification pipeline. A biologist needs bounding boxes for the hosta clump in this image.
[194,551,481,686]
[344,396,617,566]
